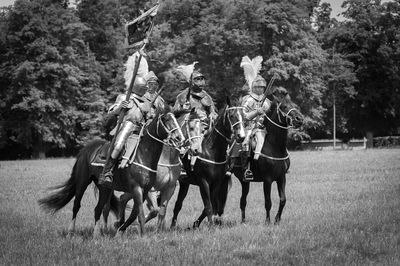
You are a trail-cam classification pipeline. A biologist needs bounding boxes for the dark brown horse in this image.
[171,104,246,228]
[115,108,203,232]
[228,89,303,224]
[39,111,184,237]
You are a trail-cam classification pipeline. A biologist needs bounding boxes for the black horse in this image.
[228,88,303,224]
[114,108,203,232]
[171,104,246,228]
[39,111,184,237]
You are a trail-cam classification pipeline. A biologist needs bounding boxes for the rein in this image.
[180,113,202,148]
[197,106,244,165]
[265,103,293,130]
[133,113,180,173]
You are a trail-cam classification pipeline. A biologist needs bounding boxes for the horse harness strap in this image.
[215,127,231,143]
[158,162,181,167]
[265,115,291,130]
[255,149,290,160]
[196,156,227,165]
[132,162,158,173]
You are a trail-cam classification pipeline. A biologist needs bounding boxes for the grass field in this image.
[0,149,399,265]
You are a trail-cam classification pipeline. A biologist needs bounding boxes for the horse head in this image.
[266,87,304,129]
[213,98,246,144]
[153,106,185,147]
[175,108,203,156]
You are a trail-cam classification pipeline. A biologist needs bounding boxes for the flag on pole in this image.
[124,4,159,49]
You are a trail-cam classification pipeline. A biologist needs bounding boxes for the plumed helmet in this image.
[252,75,267,88]
[132,76,148,96]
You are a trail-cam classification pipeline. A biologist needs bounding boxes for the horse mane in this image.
[203,105,227,145]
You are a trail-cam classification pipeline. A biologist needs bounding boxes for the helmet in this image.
[252,75,267,88]
[191,71,205,80]
[132,76,148,96]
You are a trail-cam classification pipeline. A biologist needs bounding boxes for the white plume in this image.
[124,51,149,89]
[240,55,263,90]
[176,61,198,82]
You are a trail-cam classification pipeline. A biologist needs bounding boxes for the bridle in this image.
[147,113,184,147]
[265,103,295,130]
[180,113,202,148]
[214,106,245,143]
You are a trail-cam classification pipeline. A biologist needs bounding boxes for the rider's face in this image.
[252,85,265,96]
[192,76,205,90]
[147,81,158,93]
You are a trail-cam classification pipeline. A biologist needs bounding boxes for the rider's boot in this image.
[99,158,117,188]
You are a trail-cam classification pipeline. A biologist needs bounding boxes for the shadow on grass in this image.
[59,226,117,240]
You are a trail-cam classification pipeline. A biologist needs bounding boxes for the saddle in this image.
[227,129,267,169]
[90,134,140,168]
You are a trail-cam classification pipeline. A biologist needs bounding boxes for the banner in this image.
[124,4,159,48]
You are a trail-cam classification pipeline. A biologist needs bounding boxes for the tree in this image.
[312,2,358,140]
[335,0,400,142]
[0,0,105,158]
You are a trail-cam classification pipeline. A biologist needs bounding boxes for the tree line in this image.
[0,0,399,159]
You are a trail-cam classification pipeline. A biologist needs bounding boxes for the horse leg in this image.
[263,181,272,224]
[239,179,250,223]
[68,178,91,233]
[117,187,145,236]
[274,176,286,224]
[145,191,159,223]
[171,181,190,228]
[157,184,176,232]
[93,186,112,237]
[214,174,232,225]
[195,179,212,228]
[114,192,132,229]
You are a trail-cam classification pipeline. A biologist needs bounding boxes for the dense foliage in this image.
[0,0,399,158]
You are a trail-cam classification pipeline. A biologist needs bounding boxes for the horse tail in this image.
[38,160,78,213]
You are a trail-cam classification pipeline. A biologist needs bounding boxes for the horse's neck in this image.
[159,145,180,164]
[264,117,288,153]
[202,123,230,159]
[134,123,165,165]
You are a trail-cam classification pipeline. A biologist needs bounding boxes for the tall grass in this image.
[0,149,399,265]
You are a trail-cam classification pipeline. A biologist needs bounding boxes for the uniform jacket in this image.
[173,88,217,122]
[241,92,271,129]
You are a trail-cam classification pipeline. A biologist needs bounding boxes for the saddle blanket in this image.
[90,134,139,168]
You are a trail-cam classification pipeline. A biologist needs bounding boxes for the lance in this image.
[150,85,166,111]
[262,73,278,105]
[104,45,145,164]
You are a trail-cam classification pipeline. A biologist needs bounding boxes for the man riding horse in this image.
[238,56,273,181]
[173,62,218,132]
[144,71,165,118]
[99,52,152,187]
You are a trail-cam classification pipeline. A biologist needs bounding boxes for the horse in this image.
[228,88,304,224]
[170,103,246,228]
[115,108,203,232]
[39,110,185,237]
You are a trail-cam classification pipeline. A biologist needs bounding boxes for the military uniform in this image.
[173,88,217,125]
[99,76,150,187]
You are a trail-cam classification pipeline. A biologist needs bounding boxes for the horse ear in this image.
[191,107,196,114]
[226,96,231,107]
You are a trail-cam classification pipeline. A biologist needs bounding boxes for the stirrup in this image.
[243,169,254,182]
